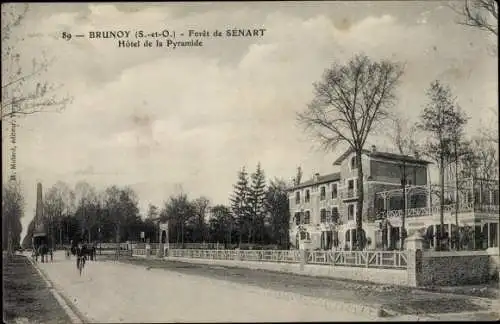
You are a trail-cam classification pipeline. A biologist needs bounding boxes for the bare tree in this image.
[1,3,72,120]
[2,180,24,256]
[297,54,404,250]
[293,166,303,186]
[387,114,420,155]
[417,80,468,250]
[457,0,498,36]
[479,107,499,145]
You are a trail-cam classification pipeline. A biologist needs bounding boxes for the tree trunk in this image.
[439,156,445,251]
[454,141,459,250]
[355,151,365,250]
[401,161,407,251]
[181,222,184,248]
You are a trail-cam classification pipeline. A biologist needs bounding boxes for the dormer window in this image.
[350,156,357,170]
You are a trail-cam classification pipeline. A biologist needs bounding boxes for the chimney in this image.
[371,145,377,152]
[314,173,320,182]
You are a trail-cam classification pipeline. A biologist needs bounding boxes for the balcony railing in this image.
[475,204,500,213]
[375,201,493,219]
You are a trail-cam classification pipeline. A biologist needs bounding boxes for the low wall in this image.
[420,251,491,286]
[131,248,500,287]
[166,256,409,286]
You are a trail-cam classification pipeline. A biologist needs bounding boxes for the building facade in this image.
[288,146,500,251]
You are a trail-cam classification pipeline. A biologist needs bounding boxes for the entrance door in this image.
[161,230,167,244]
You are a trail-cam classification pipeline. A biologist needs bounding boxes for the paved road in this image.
[35,251,375,323]
[98,254,498,317]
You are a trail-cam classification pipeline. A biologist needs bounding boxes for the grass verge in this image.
[3,254,72,324]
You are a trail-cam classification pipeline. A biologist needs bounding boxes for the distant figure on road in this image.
[76,243,87,271]
[50,248,53,262]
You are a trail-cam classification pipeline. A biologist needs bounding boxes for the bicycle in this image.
[77,255,86,276]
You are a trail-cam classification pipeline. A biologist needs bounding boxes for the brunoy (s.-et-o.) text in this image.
[60,28,267,49]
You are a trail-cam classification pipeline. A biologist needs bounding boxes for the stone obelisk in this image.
[33,182,46,241]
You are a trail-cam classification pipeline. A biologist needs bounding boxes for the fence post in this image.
[405,232,424,287]
[300,249,306,271]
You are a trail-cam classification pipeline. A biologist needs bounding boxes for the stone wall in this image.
[420,251,490,286]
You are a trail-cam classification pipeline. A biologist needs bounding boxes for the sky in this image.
[1,1,498,240]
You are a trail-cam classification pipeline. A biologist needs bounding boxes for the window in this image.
[295,191,300,204]
[348,179,354,190]
[332,207,339,223]
[320,209,327,223]
[348,204,355,220]
[300,231,311,240]
[320,186,326,200]
[304,211,310,224]
[331,183,338,199]
[294,212,301,225]
[305,189,310,203]
[350,156,358,170]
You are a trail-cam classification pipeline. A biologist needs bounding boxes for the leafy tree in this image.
[230,167,251,245]
[249,163,266,244]
[209,205,234,247]
[417,81,468,249]
[146,203,159,219]
[265,178,290,248]
[190,197,210,243]
[297,54,404,250]
[2,180,24,255]
[160,193,195,247]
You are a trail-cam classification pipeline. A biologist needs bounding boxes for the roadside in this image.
[3,254,72,324]
[103,255,499,320]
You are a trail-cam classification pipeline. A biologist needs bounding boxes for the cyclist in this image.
[76,243,86,275]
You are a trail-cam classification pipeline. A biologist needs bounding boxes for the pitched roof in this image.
[368,151,432,165]
[332,148,432,166]
[289,172,341,191]
[332,148,370,165]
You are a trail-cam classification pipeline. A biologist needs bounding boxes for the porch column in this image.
[383,194,388,214]
[433,224,437,248]
[387,227,391,250]
[487,222,491,248]
[350,229,353,250]
[323,231,327,250]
